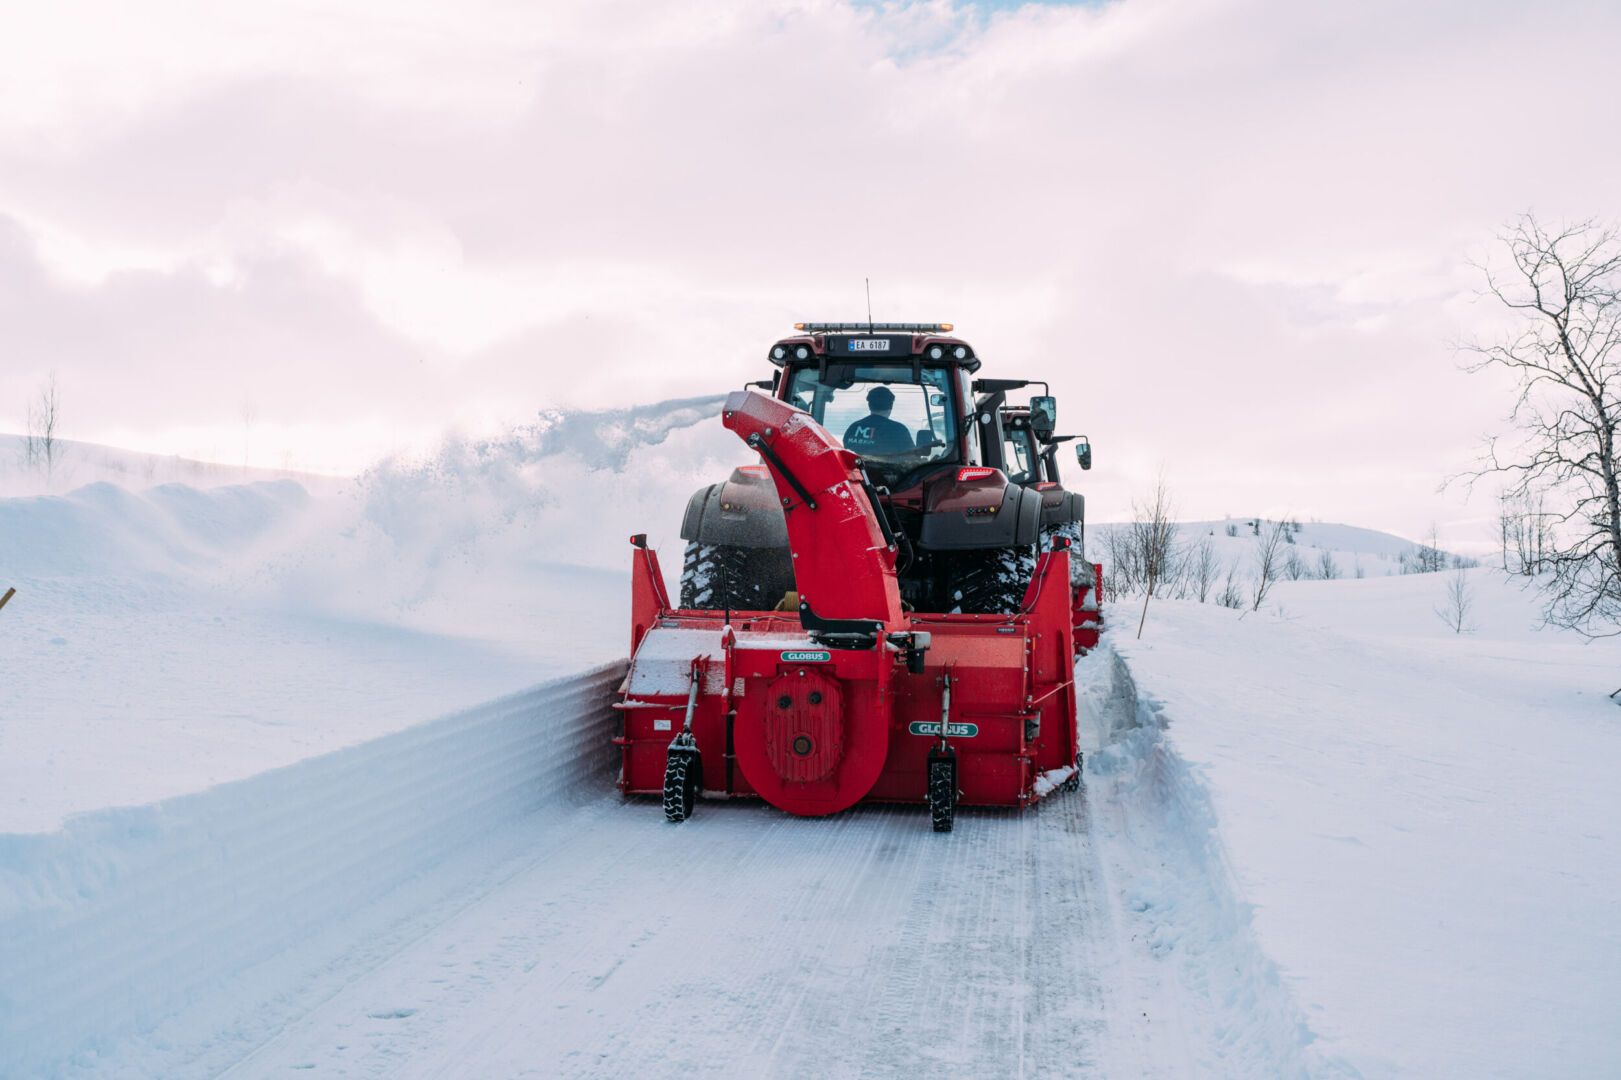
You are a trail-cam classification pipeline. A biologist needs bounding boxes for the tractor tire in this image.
[928,758,957,833]
[678,542,792,611]
[1043,522,1087,589]
[949,545,1038,614]
[663,747,700,822]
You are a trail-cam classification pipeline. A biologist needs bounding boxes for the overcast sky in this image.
[3,0,1619,542]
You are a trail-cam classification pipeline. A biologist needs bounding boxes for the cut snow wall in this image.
[1081,641,1330,1077]
[0,661,626,1078]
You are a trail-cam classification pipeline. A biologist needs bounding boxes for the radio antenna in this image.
[865,278,874,334]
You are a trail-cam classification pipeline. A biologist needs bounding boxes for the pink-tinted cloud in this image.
[0,0,1615,540]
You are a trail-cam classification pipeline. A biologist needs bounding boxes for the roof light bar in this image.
[793,322,954,333]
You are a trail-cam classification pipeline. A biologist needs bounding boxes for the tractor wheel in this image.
[950,545,1038,614]
[663,746,701,822]
[678,542,794,611]
[928,757,957,833]
[1043,522,1087,588]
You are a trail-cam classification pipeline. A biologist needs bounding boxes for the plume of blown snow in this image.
[260,394,745,641]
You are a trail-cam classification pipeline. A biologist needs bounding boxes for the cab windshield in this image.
[1002,430,1036,484]
[785,363,959,485]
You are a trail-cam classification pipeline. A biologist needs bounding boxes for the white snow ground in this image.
[2,648,1330,1079]
[0,480,621,832]
[5,413,1617,1076]
[1118,571,1621,1077]
[0,404,738,832]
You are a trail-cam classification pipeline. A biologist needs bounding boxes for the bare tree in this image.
[1284,548,1308,581]
[1436,566,1475,634]
[1132,475,1180,638]
[25,372,64,487]
[1405,522,1446,575]
[1498,489,1553,576]
[1188,536,1219,602]
[1464,215,1621,634]
[1317,549,1341,580]
[1215,561,1245,609]
[1252,518,1289,611]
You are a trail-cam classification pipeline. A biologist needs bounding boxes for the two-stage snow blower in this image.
[614,323,1103,831]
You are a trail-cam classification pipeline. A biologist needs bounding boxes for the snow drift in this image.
[1,395,751,830]
[0,663,624,1078]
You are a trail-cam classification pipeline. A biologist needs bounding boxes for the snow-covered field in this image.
[1118,572,1621,1076]
[4,418,1618,1077]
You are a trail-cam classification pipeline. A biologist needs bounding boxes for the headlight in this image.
[929,346,943,359]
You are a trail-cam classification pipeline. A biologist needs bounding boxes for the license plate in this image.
[847,338,890,352]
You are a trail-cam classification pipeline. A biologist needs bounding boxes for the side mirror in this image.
[1075,437,1092,471]
[1030,395,1057,435]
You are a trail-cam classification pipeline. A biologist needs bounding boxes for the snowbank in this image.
[1,395,747,830]
[1079,645,1340,1077]
[0,434,340,499]
[0,662,624,1078]
[1115,574,1621,1076]
[0,478,309,579]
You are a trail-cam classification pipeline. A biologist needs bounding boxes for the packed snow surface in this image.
[1,648,1330,1079]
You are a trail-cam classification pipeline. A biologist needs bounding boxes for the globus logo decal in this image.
[908,721,979,738]
[781,650,832,663]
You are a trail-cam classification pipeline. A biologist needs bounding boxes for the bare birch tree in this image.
[1252,517,1289,612]
[1465,215,1621,634]
[1132,476,1180,638]
[1188,536,1219,603]
[25,372,64,487]
[1436,566,1475,634]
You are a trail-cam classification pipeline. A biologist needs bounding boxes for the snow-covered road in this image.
[220,793,1112,1079]
[7,646,1323,1079]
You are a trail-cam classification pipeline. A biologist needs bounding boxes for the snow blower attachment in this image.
[616,325,1094,830]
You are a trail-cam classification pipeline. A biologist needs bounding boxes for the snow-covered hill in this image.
[1092,517,1445,584]
[0,433,343,498]
[0,399,742,832]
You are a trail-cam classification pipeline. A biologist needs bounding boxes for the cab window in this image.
[785,364,959,485]
[1002,431,1036,484]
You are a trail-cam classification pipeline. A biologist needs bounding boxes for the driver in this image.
[842,386,915,457]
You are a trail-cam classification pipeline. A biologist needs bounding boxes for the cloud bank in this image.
[3,0,1618,540]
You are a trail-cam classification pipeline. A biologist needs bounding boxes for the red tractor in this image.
[616,323,1101,830]
[994,397,1105,650]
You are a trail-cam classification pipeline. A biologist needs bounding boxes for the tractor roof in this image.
[767,322,979,371]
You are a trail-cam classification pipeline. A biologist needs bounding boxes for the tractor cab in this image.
[766,323,980,494]
[679,322,1060,615]
[985,390,1091,564]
